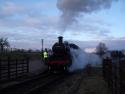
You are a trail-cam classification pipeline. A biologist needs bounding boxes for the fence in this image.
[103,56,125,94]
[0,56,29,82]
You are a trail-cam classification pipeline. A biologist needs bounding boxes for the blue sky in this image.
[0,0,125,50]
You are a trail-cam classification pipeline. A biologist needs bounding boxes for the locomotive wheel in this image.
[64,66,66,70]
[48,66,51,70]
[63,66,68,72]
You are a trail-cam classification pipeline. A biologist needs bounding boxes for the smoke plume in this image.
[68,48,101,72]
[57,0,117,30]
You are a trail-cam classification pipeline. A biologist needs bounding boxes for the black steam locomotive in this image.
[46,36,72,71]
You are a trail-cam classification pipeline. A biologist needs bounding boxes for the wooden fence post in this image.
[0,57,1,80]
[22,59,24,74]
[26,57,29,73]
[16,58,18,79]
[8,56,10,80]
[112,61,115,94]
[116,58,120,94]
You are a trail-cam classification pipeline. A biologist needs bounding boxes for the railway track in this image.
[0,71,67,94]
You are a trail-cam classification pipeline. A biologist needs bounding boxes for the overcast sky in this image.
[0,0,125,50]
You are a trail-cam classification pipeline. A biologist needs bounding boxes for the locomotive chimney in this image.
[58,36,63,44]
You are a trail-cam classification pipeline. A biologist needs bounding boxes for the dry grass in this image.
[0,52,42,60]
[77,73,111,94]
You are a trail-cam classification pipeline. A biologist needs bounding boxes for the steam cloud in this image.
[68,48,101,72]
[57,0,117,31]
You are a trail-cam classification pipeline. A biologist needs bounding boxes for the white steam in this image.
[68,48,101,72]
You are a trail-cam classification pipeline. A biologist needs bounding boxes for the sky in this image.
[0,0,125,50]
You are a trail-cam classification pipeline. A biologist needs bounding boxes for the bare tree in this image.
[96,42,107,58]
[0,38,10,52]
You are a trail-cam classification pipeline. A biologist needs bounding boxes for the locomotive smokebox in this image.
[58,36,63,44]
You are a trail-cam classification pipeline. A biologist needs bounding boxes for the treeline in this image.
[0,37,42,53]
[0,38,43,60]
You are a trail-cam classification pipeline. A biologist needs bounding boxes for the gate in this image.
[0,56,29,81]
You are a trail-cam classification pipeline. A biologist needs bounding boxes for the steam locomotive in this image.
[46,36,72,71]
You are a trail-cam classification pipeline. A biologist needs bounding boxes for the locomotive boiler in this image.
[47,36,72,71]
